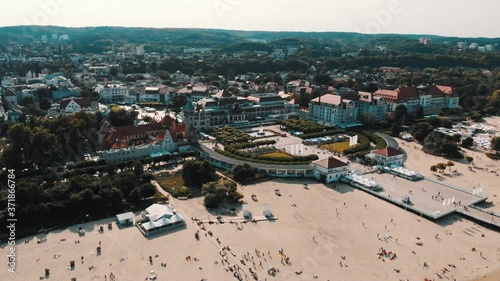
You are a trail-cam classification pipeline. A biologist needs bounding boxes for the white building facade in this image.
[366,147,404,166]
[98,131,177,163]
[96,84,129,103]
[311,157,349,183]
[308,94,359,127]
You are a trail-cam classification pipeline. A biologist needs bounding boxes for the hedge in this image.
[230,140,276,150]
[343,133,370,155]
[224,146,318,162]
[344,131,386,157]
[300,129,346,139]
[486,153,500,160]
[277,119,334,134]
[363,131,386,150]
[214,148,316,165]
[139,102,166,109]
[67,159,107,170]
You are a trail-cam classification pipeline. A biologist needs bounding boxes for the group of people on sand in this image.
[104,272,115,281]
[189,214,326,281]
[377,247,397,262]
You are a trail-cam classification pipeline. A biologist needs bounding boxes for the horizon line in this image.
[1,25,499,40]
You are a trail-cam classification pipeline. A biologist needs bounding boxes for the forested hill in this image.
[0,25,499,53]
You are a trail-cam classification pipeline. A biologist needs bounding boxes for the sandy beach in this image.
[2,175,500,281]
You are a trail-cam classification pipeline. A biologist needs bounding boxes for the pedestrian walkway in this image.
[456,206,500,230]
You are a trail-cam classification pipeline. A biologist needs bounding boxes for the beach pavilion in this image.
[137,204,186,236]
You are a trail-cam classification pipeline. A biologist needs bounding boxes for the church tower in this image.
[181,96,197,141]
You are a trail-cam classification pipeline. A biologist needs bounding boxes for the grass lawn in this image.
[322,141,353,153]
[260,151,294,159]
[155,172,192,197]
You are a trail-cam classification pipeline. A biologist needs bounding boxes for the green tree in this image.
[141,183,156,197]
[411,122,433,142]
[29,127,58,169]
[430,165,437,173]
[391,124,402,137]
[436,163,447,173]
[7,124,31,165]
[461,137,474,149]
[132,160,144,177]
[485,90,500,114]
[39,98,52,110]
[446,161,455,170]
[109,107,138,127]
[233,163,255,182]
[202,178,243,209]
[491,136,500,153]
[182,160,216,188]
[1,144,24,169]
[465,156,474,163]
[394,104,407,124]
[440,142,462,158]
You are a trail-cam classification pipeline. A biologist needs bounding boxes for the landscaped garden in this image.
[155,172,192,198]
[260,151,294,159]
[322,141,352,153]
[277,119,334,134]
[321,131,387,158]
[209,126,254,144]
[209,126,319,165]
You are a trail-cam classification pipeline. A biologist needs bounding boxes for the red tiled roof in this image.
[156,130,166,141]
[177,85,208,94]
[358,91,373,102]
[133,84,170,95]
[429,85,454,95]
[111,142,129,149]
[172,123,185,137]
[106,122,164,143]
[314,157,348,169]
[60,97,96,110]
[374,87,417,102]
[212,89,234,99]
[372,147,403,157]
[311,94,342,105]
[159,115,174,125]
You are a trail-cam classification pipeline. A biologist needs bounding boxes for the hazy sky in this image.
[1,0,498,37]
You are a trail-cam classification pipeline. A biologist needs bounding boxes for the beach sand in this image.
[2,175,499,281]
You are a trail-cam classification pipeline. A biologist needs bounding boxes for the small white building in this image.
[116,212,134,226]
[242,204,250,218]
[311,156,349,183]
[95,84,129,103]
[59,97,98,114]
[263,204,272,218]
[366,147,404,166]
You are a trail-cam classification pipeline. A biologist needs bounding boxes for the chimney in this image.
[187,84,193,90]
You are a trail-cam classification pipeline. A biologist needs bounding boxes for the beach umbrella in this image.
[150,270,155,274]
